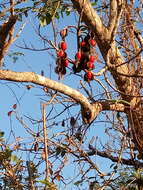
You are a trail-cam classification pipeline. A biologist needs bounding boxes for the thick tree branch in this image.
[71,0,137,105]
[71,0,109,43]
[0,70,126,124]
[108,0,118,32]
[108,0,123,41]
[0,70,91,108]
[82,100,127,124]
[52,0,143,152]
[134,30,143,47]
[0,15,17,63]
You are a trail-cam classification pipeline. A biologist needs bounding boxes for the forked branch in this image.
[108,0,123,41]
[71,0,109,42]
[0,70,127,123]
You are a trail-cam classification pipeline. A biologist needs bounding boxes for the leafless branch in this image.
[87,145,143,167]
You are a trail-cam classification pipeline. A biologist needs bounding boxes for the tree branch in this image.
[108,0,117,32]
[58,0,143,154]
[0,70,126,124]
[0,69,91,108]
[0,15,17,63]
[87,145,143,167]
[71,0,135,105]
[83,100,127,123]
[108,0,123,41]
[71,0,109,42]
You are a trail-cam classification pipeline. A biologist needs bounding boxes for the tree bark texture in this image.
[71,0,143,153]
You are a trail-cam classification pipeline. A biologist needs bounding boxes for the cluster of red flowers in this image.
[55,28,97,81]
[55,28,69,78]
[73,32,96,81]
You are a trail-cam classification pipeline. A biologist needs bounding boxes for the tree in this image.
[0,0,143,189]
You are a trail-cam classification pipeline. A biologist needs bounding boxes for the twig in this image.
[26,161,36,190]
[41,93,57,182]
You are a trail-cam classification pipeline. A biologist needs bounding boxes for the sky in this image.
[0,1,122,189]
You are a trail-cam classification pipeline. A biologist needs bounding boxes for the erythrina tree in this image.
[0,0,143,189]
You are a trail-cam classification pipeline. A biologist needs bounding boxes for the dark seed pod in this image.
[72,64,82,73]
[84,34,90,43]
[90,31,95,38]
[75,132,82,142]
[41,70,44,76]
[56,58,60,65]
[62,120,65,127]
[81,44,90,52]
[80,55,89,69]
[34,142,38,152]
[60,28,68,39]
[70,117,76,127]
[61,66,66,75]
[55,66,59,74]
[72,64,77,73]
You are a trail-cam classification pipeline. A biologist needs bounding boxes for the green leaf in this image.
[74,180,83,186]
[37,180,57,189]
[37,180,50,185]
[39,16,47,27]
[11,154,19,163]
[91,2,97,6]
[55,12,60,19]
[46,13,52,24]
[91,0,98,6]
[65,9,70,16]
[0,131,4,138]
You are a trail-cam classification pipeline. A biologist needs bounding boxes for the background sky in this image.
[0,2,120,189]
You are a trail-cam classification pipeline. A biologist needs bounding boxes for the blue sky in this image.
[0,2,122,189]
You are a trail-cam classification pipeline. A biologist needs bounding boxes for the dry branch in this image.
[88,145,143,167]
[0,70,127,124]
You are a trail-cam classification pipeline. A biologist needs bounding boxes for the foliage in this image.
[13,0,71,26]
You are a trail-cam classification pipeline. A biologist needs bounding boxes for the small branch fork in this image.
[0,70,128,124]
[71,0,109,43]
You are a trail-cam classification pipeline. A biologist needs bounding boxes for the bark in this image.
[71,0,143,153]
[0,70,126,123]
[0,15,17,63]
[88,145,143,168]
